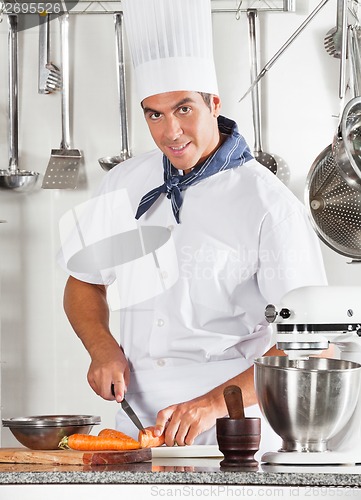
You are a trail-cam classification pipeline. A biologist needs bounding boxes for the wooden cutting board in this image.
[0,447,151,465]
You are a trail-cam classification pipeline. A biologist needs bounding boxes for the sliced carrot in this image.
[98,428,140,447]
[58,433,141,451]
[138,426,165,448]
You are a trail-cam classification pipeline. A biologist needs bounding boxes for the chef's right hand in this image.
[87,342,130,402]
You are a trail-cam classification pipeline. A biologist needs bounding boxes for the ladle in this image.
[0,14,39,192]
[247,9,277,174]
[98,12,131,171]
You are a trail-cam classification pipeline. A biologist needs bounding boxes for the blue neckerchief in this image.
[135,115,253,223]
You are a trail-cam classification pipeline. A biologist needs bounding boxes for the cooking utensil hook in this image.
[235,1,243,20]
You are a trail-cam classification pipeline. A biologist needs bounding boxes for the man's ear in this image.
[212,95,222,117]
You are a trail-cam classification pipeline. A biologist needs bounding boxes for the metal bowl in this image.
[2,415,101,450]
[254,357,361,452]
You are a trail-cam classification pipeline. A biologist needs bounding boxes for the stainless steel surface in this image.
[305,144,361,259]
[0,14,39,192]
[239,0,330,102]
[38,14,62,94]
[338,0,348,98]
[306,22,361,259]
[42,13,82,189]
[333,95,361,191]
[254,356,361,453]
[121,398,145,433]
[98,12,131,171]
[247,9,277,175]
[51,0,296,15]
[2,415,101,450]
[324,0,346,58]
[332,26,361,191]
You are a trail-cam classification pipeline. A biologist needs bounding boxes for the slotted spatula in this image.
[42,13,82,189]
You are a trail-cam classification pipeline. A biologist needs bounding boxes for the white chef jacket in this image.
[60,147,328,455]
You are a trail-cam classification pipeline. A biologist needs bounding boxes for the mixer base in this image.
[261,451,360,465]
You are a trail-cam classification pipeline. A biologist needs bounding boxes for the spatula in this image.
[42,13,82,189]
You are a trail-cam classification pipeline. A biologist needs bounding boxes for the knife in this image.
[111,384,145,433]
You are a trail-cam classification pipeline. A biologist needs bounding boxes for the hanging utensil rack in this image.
[70,0,296,14]
[0,0,296,18]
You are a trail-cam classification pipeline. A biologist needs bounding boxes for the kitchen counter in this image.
[0,455,361,488]
[0,446,360,500]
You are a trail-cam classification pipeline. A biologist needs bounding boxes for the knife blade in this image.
[111,384,145,433]
[121,398,146,433]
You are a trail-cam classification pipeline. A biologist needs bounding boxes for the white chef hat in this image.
[122,0,219,102]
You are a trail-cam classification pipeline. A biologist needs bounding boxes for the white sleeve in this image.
[257,206,328,304]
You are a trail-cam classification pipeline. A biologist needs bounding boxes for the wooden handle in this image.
[223,385,245,419]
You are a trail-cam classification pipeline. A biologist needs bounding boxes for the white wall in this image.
[0,0,359,446]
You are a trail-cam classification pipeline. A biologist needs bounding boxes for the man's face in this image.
[142,91,222,172]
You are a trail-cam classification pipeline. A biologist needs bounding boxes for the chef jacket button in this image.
[167,225,174,232]
[161,270,168,279]
[157,359,166,367]
[156,318,165,327]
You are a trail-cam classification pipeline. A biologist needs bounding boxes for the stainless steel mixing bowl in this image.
[254,357,361,452]
[2,415,101,450]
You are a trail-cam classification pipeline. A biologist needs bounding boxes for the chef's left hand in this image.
[153,359,266,446]
[153,394,220,446]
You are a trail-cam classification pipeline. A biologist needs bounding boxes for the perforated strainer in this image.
[305,144,361,260]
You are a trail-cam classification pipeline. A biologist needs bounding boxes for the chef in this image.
[60,0,328,453]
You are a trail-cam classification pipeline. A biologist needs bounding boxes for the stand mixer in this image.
[255,285,361,465]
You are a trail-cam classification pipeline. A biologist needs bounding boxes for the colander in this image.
[305,144,361,260]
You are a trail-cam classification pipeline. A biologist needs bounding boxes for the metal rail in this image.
[0,0,296,18]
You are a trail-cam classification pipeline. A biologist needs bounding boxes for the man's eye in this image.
[149,112,162,120]
[179,106,191,114]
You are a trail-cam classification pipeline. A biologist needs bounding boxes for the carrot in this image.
[139,426,165,448]
[98,428,140,446]
[58,433,141,451]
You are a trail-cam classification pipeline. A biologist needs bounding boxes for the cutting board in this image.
[152,445,223,458]
[0,447,151,465]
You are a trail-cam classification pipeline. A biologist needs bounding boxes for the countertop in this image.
[0,447,361,488]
